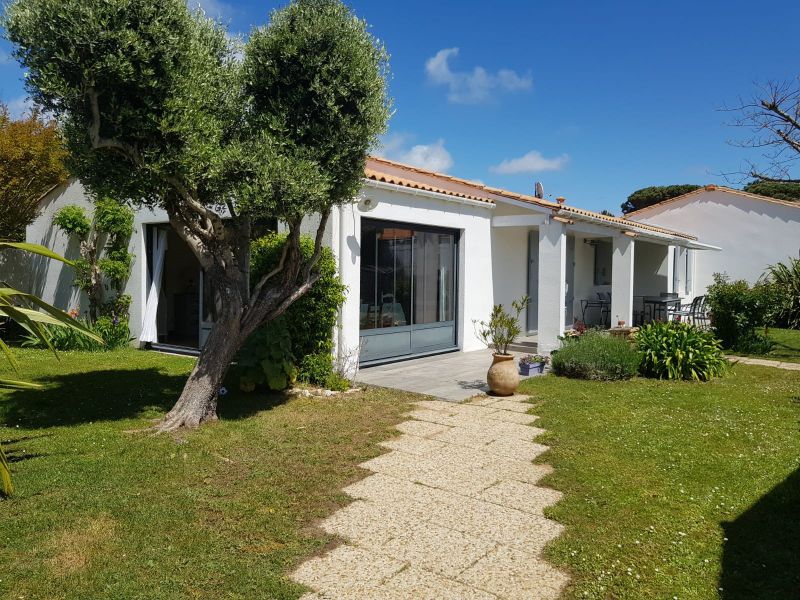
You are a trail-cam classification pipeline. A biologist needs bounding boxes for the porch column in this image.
[335,203,361,375]
[611,235,635,327]
[666,245,676,295]
[537,220,566,353]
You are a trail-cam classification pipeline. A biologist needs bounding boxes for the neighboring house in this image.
[626,185,800,296]
[5,157,715,365]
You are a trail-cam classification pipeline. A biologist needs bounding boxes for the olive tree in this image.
[4,0,390,430]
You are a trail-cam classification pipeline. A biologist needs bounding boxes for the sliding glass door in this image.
[359,219,458,363]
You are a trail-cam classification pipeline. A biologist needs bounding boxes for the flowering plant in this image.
[520,354,549,365]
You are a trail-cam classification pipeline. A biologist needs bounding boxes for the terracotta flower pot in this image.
[487,353,519,396]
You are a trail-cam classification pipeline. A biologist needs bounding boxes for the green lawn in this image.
[520,366,800,599]
[0,349,413,600]
[755,328,800,363]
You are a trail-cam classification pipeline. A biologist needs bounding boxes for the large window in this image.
[360,219,457,334]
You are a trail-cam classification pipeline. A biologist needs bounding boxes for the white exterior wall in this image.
[611,236,635,326]
[536,221,567,352]
[491,226,528,324]
[335,184,495,360]
[633,241,670,297]
[629,190,800,293]
[1,180,173,344]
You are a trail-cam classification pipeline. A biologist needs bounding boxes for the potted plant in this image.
[474,296,529,396]
[519,354,549,376]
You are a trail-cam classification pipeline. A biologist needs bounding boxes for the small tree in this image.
[52,198,134,321]
[621,185,701,214]
[726,79,800,184]
[5,0,390,430]
[0,104,68,241]
[474,297,529,355]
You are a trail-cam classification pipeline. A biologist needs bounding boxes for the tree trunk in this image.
[154,287,246,432]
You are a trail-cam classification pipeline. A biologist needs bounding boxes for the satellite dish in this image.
[358,195,379,212]
[534,181,545,199]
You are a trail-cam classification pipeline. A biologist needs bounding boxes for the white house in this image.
[3,157,716,366]
[625,185,800,296]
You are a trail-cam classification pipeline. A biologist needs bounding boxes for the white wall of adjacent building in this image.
[629,190,800,294]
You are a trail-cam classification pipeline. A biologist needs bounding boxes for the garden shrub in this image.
[763,257,800,329]
[324,372,351,392]
[23,316,130,351]
[299,352,334,386]
[52,204,91,239]
[551,331,640,381]
[706,274,778,353]
[236,319,297,392]
[637,321,727,381]
[237,233,346,391]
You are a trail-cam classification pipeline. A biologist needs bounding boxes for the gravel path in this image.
[292,393,569,600]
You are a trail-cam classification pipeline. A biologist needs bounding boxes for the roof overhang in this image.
[492,195,719,250]
[362,178,495,210]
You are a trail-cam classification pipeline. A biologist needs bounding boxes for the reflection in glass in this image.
[359,220,456,331]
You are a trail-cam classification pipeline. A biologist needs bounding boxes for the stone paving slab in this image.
[291,392,569,599]
[728,355,800,370]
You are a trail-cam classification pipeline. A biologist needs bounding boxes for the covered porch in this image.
[491,196,717,353]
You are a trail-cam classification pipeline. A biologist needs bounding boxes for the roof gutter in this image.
[362,178,495,210]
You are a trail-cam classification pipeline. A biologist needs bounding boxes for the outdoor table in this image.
[642,296,681,322]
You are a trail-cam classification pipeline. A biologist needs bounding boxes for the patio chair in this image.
[672,295,709,327]
[580,292,611,327]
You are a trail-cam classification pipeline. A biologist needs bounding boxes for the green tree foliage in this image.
[743,181,800,202]
[237,233,346,391]
[51,198,134,320]
[621,185,701,214]
[0,104,68,241]
[51,205,91,239]
[4,0,390,429]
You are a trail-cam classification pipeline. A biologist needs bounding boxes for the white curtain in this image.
[140,229,167,344]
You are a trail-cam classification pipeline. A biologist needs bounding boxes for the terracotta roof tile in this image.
[365,156,696,240]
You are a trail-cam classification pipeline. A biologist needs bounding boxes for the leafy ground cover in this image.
[520,365,800,599]
[0,349,413,599]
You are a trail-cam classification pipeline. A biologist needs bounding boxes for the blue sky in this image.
[2,0,799,212]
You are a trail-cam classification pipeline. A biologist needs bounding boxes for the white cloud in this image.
[188,0,234,19]
[378,134,454,172]
[5,95,33,119]
[490,151,569,175]
[425,48,532,104]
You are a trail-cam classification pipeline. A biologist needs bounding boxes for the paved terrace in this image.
[357,349,498,402]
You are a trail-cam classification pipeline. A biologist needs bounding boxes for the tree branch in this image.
[301,209,331,282]
[86,87,141,163]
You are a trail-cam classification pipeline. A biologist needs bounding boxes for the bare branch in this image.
[250,243,288,305]
[723,78,800,183]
